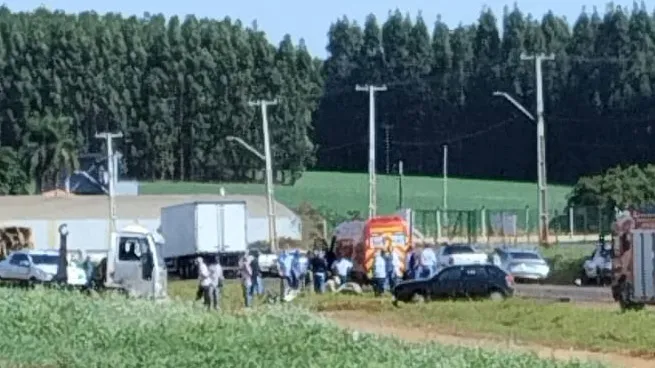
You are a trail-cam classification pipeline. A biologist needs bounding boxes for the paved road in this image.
[515,284,614,302]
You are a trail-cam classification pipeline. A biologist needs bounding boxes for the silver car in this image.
[492,248,550,282]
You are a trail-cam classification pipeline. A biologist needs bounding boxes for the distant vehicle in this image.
[392,264,514,304]
[436,245,488,269]
[0,249,87,286]
[580,240,612,286]
[492,248,550,282]
[160,201,248,279]
[256,250,278,276]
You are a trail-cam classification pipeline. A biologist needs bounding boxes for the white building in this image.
[0,194,301,256]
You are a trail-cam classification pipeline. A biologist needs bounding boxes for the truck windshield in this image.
[31,255,59,265]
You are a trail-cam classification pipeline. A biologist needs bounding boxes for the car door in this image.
[460,265,489,298]
[8,253,31,280]
[429,267,462,300]
[113,234,150,296]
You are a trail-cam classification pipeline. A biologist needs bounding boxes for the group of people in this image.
[194,243,446,310]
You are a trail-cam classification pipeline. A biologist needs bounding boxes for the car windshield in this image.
[443,246,474,255]
[510,252,541,260]
[31,255,60,265]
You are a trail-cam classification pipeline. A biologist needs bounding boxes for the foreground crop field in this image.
[168,279,655,358]
[0,288,606,368]
[141,171,572,215]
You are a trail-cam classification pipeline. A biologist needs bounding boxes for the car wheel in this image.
[410,293,425,303]
[489,290,504,301]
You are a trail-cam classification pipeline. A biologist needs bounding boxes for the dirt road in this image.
[323,310,653,368]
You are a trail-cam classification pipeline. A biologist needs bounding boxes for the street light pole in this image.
[355,84,387,219]
[95,132,123,234]
[246,99,278,252]
[521,53,554,245]
[492,53,553,245]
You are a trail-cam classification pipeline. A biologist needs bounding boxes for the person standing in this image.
[277,250,292,297]
[309,251,328,293]
[373,250,387,296]
[250,250,263,295]
[196,257,212,308]
[239,254,254,308]
[332,256,353,286]
[390,250,402,290]
[207,256,224,311]
[419,246,436,278]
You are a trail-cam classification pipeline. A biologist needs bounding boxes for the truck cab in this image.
[77,224,167,299]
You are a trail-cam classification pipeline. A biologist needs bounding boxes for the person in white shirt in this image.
[196,257,213,309]
[239,254,254,307]
[332,257,353,285]
[207,256,224,311]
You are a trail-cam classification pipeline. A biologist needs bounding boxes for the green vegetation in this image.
[0,287,608,368]
[310,295,655,358]
[569,164,655,210]
[141,172,572,216]
[168,277,652,358]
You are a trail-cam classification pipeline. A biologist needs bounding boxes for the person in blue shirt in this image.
[277,250,292,297]
[332,256,353,285]
[405,249,416,280]
[419,246,437,278]
[383,249,394,291]
[373,250,387,296]
[290,250,302,290]
[309,251,328,293]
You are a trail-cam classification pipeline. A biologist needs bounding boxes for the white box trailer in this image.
[160,201,248,279]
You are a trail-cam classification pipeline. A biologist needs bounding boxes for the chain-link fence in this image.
[412,205,614,243]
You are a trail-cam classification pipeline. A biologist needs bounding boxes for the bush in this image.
[0,287,608,368]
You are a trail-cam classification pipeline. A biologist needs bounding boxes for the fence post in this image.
[480,206,487,243]
[436,209,442,242]
[524,205,530,241]
[568,206,574,238]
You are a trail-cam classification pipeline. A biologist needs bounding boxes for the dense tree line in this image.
[1,4,655,194]
[318,3,655,183]
[0,7,322,192]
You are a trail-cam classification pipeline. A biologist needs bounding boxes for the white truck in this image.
[65,223,168,298]
[437,244,489,269]
[160,201,248,279]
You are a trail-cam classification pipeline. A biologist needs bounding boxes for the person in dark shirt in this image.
[310,251,328,293]
[249,250,263,295]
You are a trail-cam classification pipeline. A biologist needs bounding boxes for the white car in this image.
[492,248,550,282]
[436,245,489,269]
[0,250,88,286]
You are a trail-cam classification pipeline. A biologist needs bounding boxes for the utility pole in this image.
[397,160,404,209]
[521,53,554,245]
[355,84,387,218]
[248,99,278,252]
[95,132,123,234]
[383,124,392,174]
[442,145,448,227]
[442,145,448,211]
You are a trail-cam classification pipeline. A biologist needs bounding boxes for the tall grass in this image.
[0,287,606,368]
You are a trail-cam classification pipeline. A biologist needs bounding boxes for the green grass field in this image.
[141,171,572,215]
[0,287,610,368]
